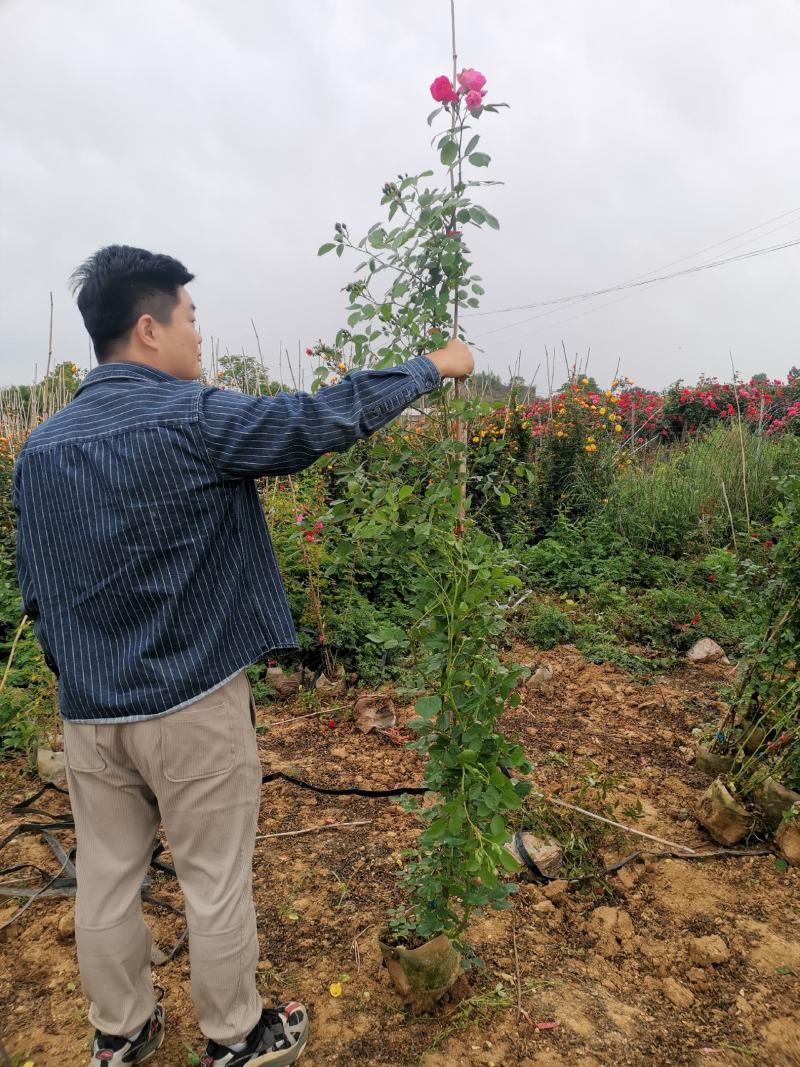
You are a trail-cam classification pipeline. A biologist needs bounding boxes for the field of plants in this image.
[1,59,799,1067]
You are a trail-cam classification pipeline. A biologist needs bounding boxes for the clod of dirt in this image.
[542,878,569,903]
[353,694,396,734]
[761,1016,800,1067]
[525,666,554,695]
[662,976,695,1008]
[588,906,635,958]
[696,777,753,845]
[688,934,730,966]
[36,747,66,784]
[774,811,800,866]
[56,911,74,942]
[686,638,730,664]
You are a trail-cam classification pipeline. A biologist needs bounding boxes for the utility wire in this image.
[470,234,800,341]
[469,205,800,319]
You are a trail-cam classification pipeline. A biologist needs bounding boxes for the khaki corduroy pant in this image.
[62,668,263,1044]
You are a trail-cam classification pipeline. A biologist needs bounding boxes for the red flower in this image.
[327,718,336,729]
[430,75,458,103]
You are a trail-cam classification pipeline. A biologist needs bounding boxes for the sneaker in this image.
[90,1003,165,1064]
[201,1002,309,1067]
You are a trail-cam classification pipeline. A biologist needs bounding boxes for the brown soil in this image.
[1,644,799,1067]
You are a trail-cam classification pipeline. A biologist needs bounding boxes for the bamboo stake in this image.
[449,0,467,533]
[543,795,697,854]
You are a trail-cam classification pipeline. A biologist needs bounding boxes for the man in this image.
[12,245,473,1066]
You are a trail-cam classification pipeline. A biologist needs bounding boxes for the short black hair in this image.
[70,244,195,361]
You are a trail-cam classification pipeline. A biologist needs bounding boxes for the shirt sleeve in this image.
[198,355,441,478]
[12,458,59,676]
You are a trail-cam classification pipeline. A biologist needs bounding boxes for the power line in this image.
[469,205,800,319]
[470,234,800,341]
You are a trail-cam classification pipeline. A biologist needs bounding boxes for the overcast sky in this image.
[1,0,799,392]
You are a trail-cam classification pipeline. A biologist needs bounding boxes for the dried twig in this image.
[352,922,376,971]
[255,820,370,841]
[511,910,533,1026]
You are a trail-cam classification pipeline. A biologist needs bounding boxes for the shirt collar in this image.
[74,361,188,397]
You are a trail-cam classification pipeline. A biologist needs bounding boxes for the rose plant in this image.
[313,66,532,994]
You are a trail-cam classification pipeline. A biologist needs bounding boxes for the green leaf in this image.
[490,814,505,836]
[317,243,335,256]
[440,140,458,166]
[775,857,789,873]
[484,211,500,230]
[398,485,413,501]
[468,152,491,167]
[464,134,480,156]
[499,492,511,506]
[415,695,442,719]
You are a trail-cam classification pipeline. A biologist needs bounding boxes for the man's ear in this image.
[134,314,158,351]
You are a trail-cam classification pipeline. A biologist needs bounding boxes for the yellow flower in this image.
[329,982,342,997]
[472,436,480,443]
[614,424,622,433]
[599,406,606,415]
[604,390,612,398]
[581,377,589,385]
[337,362,347,372]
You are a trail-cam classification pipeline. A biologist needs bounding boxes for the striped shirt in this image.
[12,356,441,723]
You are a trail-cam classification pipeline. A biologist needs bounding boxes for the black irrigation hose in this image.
[262,769,427,798]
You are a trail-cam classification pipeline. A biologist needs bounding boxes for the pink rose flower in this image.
[458,68,486,93]
[295,513,305,525]
[430,75,458,103]
[465,89,483,110]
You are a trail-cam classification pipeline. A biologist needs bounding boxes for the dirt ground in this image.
[2,644,799,1067]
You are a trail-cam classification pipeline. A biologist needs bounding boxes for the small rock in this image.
[688,934,730,966]
[686,638,730,665]
[662,977,694,1009]
[532,899,556,914]
[330,747,348,759]
[37,747,66,784]
[504,833,563,880]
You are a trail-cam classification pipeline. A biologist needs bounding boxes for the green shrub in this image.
[518,601,574,649]
[608,427,798,556]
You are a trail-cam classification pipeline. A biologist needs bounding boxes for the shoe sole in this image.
[135,1026,165,1064]
[245,1036,307,1067]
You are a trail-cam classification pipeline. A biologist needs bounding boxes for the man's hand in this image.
[426,338,474,380]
